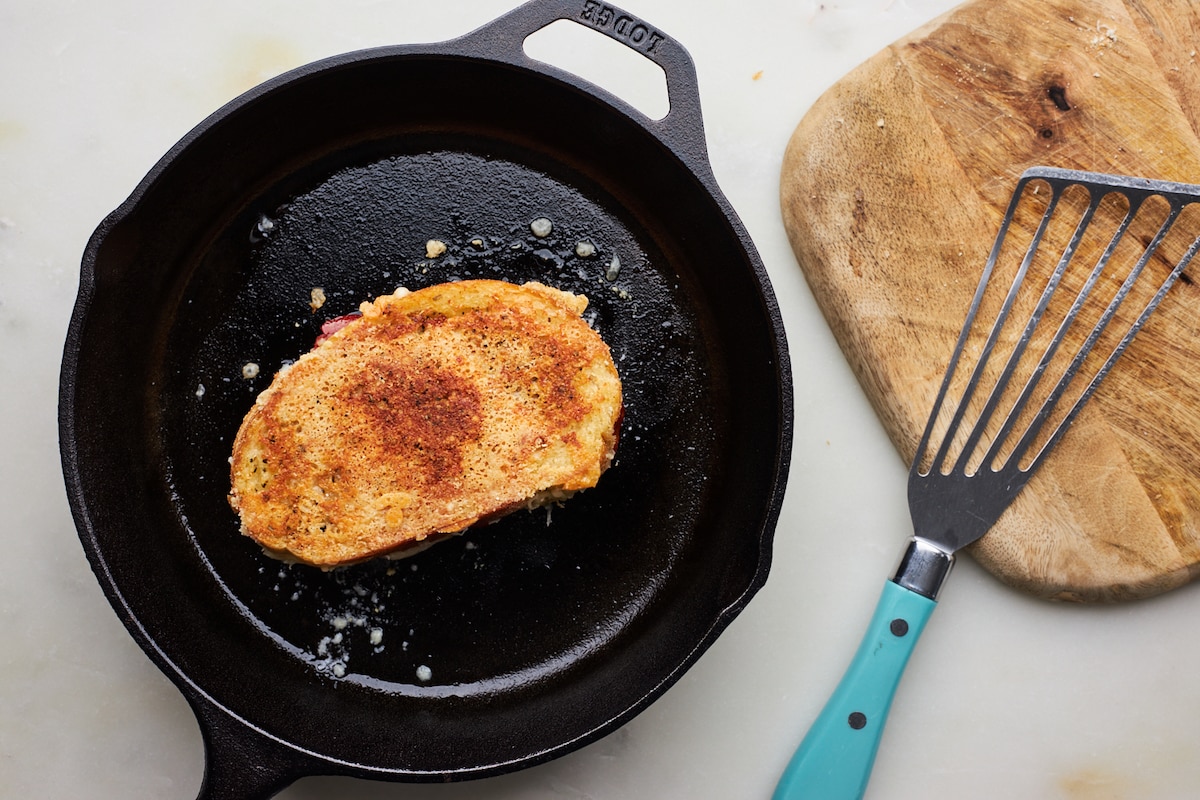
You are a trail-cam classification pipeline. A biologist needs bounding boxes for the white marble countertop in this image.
[5,0,1200,798]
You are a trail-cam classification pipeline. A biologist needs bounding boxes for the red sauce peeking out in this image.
[314,312,362,347]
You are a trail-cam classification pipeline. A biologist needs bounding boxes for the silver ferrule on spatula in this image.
[892,537,954,600]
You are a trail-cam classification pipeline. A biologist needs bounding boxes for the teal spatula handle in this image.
[773,580,937,800]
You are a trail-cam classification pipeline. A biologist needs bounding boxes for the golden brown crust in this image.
[228,279,623,567]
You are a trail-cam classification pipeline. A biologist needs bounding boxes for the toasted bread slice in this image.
[228,279,623,567]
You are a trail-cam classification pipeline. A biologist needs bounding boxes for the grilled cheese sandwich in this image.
[228,279,623,567]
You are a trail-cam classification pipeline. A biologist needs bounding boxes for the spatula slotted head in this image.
[908,167,1200,553]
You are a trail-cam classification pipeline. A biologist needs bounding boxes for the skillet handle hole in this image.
[523,19,670,121]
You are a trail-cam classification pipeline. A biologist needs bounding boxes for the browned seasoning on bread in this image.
[228,279,623,568]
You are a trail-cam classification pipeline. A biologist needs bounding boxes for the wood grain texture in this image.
[781,0,1200,601]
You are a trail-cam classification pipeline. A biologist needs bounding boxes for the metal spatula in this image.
[774,167,1200,799]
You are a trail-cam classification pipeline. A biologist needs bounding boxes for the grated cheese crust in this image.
[228,279,622,567]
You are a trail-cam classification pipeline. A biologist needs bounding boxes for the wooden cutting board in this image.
[781,0,1200,602]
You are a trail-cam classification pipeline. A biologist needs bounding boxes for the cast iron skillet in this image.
[59,1,792,797]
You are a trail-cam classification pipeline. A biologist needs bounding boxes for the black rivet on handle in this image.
[848,712,867,730]
[890,618,909,637]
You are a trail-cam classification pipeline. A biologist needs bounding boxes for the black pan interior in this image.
[65,48,789,778]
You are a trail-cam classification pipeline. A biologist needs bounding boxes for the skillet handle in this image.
[189,694,311,800]
[453,0,712,175]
